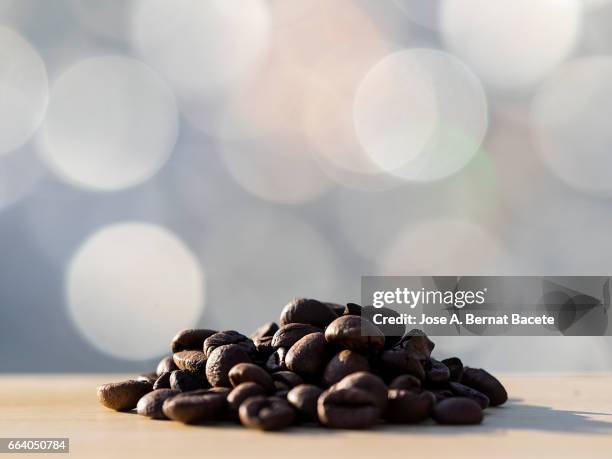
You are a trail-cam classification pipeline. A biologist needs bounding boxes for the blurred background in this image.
[1,0,611,374]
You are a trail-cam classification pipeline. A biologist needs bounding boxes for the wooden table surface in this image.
[1,374,611,458]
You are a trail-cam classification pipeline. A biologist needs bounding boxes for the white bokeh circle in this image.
[0,26,48,155]
[440,0,582,91]
[131,0,270,98]
[40,56,178,191]
[354,49,488,182]
[531,56,612,196]
[67,223,205,360]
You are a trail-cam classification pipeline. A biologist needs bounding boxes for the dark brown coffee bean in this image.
[136,373,157,384]
[156,356,178,376]
[271,371,303,391]
[397,329,435,360]
[322,350,369,387]
[207,386,232,396]
[265,347,287,372]
[361,305,405,348]
[97,380,153,411]
[461,367,507,406]
[274,390,289,399]
[327,302,346,316]
[449,382,489,409]
[170,370,205,392]
[386,389,435,423]
[203,331,255,358]
[271,323,322,349]
[172,350,207,375]
[380,348,425,380]
[171,328,217,353]
[279,298,338,328]
[430,389,454,402]
[205,344,252,387]
[317,388,379,429]
[426,358,450,383]
[389,374,421,391]
[432,397,483,425]
[239,396,295,430]
[253,335,275,362]
[227,382,267,412]
[287,384,323,421]
[324,316,385,353]
[285,332,328,377]
[162,391,226,424]
[250,322,279,339]
[342,303,362,316]
[136,389,179,419]
[442,357,464,382]
[334,371,388,413]
[153,372,172,390]
[229,363,274,391]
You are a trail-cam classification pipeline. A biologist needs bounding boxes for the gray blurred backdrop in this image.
[1,0,611,373]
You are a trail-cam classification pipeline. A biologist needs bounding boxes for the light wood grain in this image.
[1,374,611,458]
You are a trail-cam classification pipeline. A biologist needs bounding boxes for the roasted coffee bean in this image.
[272,371,303,391]
[361,305,405,348]
[271,323,322,349]
[322,350,369,387]
[207,386,232,396]
[386,389,436,423]
[430,389,455,403]
[136,373,157,384]
[326,303,346,317]
[171,328,217,353]
[334,371,388,413]
[442,357,464,382]
[239,396,296,431]
[156,356,178,376]
[461,367,508,406]
[449,382,489,409]
[229,363,274,391]
[136,389,179,419]
[170,370,205,392]
[285,332,328,377]
[97,380,153,411]
[153,371,172,390]
[274,390,289,399]
[227,382,267,412]
[287,384,323,421]
[342,303,362,316]
[318,388,379,429]
[206,344,252,387]
[253,335,275,362]
[380,348,426,381]
[162,391,226,424]
[265,348,287,372]
[280,298,338,328]
[324,316,385,353]
[426,358,451,383]
[432,397,483,425]
[172,350,207,375]
[250,322,279,339]
[203,331,255,358]
[397,330,435,360]
[389,374,421,391]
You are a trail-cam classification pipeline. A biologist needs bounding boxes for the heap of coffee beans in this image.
[97,299,508,430]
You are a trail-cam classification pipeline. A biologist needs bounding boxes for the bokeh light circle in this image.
[0,26,48,155]
[131,0,270,97]
[354,49,487,182]
[440,0,582,91]
[40,56,178,191]
[67,223,204,360]
[531,56,612,196]
[379,219,505,275]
